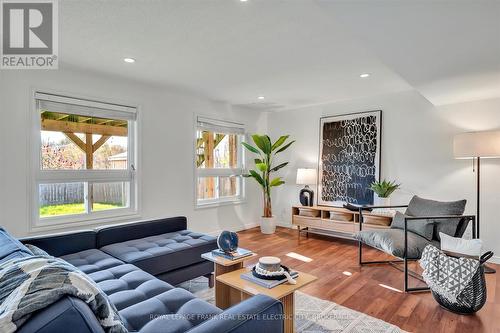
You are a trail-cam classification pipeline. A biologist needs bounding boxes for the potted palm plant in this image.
[242,134,295,234]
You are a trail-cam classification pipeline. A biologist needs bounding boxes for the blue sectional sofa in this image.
[0,217,284,333]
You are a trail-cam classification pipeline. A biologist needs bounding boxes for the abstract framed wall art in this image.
[318,110,381,207]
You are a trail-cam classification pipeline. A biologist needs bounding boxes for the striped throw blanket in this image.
[0,255,127,333]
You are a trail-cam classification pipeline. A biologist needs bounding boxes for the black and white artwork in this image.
[318,111,381,206]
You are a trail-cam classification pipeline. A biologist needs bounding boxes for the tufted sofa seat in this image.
[81,259,222,332]
[101,230,217,276]
[14,217,284,333]
[58,233,224,331]
[61,248,124,274]
[19,245,224,332]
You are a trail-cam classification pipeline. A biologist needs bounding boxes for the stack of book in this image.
[241,269,299,289]
[211,247,253,260]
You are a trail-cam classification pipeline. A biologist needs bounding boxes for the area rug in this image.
[178,277,405,333]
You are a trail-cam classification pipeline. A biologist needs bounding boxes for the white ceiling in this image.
[321,0,500,106]
[59,0,500,110]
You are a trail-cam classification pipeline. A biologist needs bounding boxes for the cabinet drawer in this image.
[322,220,355,234]
[292,215,323,228]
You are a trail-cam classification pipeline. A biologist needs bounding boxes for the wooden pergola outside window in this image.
[195,116,245,207]
[196,131,238,199]
[34,92,138,227]
[41,111,128,170]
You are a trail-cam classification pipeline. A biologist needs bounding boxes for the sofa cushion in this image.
[0,251,33,264]
[0,227,33,264]
[61,249,124,274]
[25,244,50,256]
[86,263,173,308]
[100,230,217,276]
[356,229,440,259]
[405,196,466,241]
[390,211,435,241]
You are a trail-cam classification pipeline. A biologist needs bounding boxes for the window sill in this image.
[30,211,141,234]
[195,199,246,210]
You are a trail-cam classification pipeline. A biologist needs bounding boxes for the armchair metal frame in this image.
[357,205,477,293]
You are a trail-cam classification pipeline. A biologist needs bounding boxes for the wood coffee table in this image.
[201,251,257,309]
[216,267,317,333]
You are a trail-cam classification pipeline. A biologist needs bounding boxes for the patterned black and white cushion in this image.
[420,245,479,302]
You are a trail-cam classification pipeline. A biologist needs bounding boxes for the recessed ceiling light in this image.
[360,73,370,78]
[124,58,136,63]
[240,0,248,2]
[258,96,265,100]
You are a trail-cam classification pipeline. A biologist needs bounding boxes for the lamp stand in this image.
[477,157,496,274]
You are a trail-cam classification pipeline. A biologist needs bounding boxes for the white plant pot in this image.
[260,216,277,234]
[375,196,391,207]
[372,197,396,216]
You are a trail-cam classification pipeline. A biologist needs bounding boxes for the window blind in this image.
[197,116,244,134]
[35,92,137,121]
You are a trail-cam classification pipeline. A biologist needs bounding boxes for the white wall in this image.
[2,68,499,263]
[266,91,500,263]
[0,67,266,237]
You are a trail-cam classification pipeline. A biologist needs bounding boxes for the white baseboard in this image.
[489,255,500,265]
[206,220,292,237]
[276,222,294,228]
[206,222,259,237]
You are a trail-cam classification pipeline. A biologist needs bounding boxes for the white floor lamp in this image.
[454,130,500,274]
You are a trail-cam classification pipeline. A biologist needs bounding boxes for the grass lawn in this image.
[40,203,122,217]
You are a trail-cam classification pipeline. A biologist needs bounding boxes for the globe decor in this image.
[217,231,239,253]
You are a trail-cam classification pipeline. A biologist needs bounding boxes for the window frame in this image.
[194,115,246,208]
[29,90,140,231]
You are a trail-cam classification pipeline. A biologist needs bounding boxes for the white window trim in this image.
[28,89,141,232]
[194,115,246,209]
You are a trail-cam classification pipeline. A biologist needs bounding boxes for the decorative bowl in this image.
[258,256,282,272]
[252,265,291,281]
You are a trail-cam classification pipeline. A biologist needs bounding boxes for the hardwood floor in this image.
[236,227,500,333]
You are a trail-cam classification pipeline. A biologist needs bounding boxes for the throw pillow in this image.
[298,208,320,218]
[439,232,482,257]
[405,196,466,241]
[25,244,50,256]
[391,211,435,240]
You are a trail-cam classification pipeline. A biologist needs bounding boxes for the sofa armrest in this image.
[17,296,105,333]
[187,295,283,333]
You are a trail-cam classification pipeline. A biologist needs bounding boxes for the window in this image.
[32,92,138,228]
[195,116,245,207]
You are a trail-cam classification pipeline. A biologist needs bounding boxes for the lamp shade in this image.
[296,168,317,185]
[454,131,500,159]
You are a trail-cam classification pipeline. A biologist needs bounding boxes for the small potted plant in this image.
[369,179,401,214]
[242,134,295,234]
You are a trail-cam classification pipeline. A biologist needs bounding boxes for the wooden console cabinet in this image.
[292,205,392,239]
